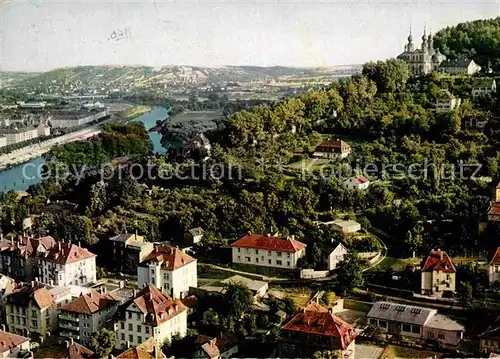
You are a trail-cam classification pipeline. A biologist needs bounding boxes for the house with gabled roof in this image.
[439,58,482,75]
[59,288,122,345]
[472,78,497,97]
[192,335,238,359]
[114,284,188,350]
[480,317,500,356]
[436,90,461,112]
[5,281,57,339]
[231,233,306,269]
[489,247,500,286]
[313,140,351,159]
[114,337,165,359]
[137,245,197,299]
[344,175,370,190]
[420,249,456,297]
[278,301,356,359]
[0,327,31,358]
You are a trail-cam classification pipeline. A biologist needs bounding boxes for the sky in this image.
[0,0,499,72]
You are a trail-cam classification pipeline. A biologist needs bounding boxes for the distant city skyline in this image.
[0,0,499,72]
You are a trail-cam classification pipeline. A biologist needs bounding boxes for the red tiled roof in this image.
[61,290,122,314]
[194,335,235,359]
[131,284,187,326]
[488,202,500,216]
[0,330,29,354]
[491,248,500,265]
[116,337,163,359]
[6,282,54,309]
[140,245,195,271]
[39,242,96,265]
[421,250,456,273]
[353,176,369,184]
[231,234,306,253]
[316,140,345,149]
[282,302,356,350]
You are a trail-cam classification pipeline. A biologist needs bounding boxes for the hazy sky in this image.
[1,0,499,72]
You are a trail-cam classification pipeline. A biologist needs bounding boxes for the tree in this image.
[223,282,253,319]
[362,59,410,93]
[457,282,474,309]
[89,328,116,358]
[336,252,365,295]
[313,350,342,359]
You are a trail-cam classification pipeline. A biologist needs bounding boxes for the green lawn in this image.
[287,158,330,170]
[372,256,422,272]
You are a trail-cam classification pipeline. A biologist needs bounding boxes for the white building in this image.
[114,284,188,350]
[16,101,47,108]
[32,241,97,287]
[0,328,31,359]
[137,245,197,300]
[439,59,482,75]
[436,90,461,112]
[49,109,109,128]
[326,242,348,270]
[0,127,39,145]
[59,289,122,344]
[36,123,51,137]
[0,136,6,148]
[344,176,370,190]
[231,234,306,269]
[397,28,446,76]
[473,78,497,97]
[330,220,362,235]
[489,247,500,286]
[313,140,351,159]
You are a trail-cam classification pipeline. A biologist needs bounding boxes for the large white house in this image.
[473,78,497,98]
[489,247,500,286]
[59,289,122,345]
[32,241,97,287]
[436,90,461,112]
[344,176,370,190]
[231,234,306,269]
[439,59,482,75]
[137,245,197,300]
[114,284,188,350]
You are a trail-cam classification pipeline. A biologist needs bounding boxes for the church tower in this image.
[427,30,434,54]
[406,27,414,52]
[421,27,428,53]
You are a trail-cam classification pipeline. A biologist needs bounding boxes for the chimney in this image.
[126,341,131,349]
[58,242,61,251]
[70,337,74,345]
[291,235,295,240]
[78,241,81,248]
[267,234,271,237]
[65,341,70,348]
[133,289,137,297]
[440,250,443,260]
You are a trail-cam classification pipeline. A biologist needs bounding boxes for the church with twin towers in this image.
[397,27,447,76]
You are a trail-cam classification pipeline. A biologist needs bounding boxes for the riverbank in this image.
[0,127,101,169]
[120,105,152,120]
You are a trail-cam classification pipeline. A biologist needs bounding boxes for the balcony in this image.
[59,322,79,331]
[59,314,79,322]
[60,331,79,341]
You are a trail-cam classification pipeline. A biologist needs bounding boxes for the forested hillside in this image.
[434,17,500,71]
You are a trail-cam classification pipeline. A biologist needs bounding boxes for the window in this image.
[237,248,240,253]
[261,256,264,261]
[411,325,421,334]
[145,327,150,334]
[138,336,142,344]
[137,325,141,332]
[128,324,133,331]
[268,259,271,264]
[287,261,290,266]
[31,310,37,317]
[136,313,140,320]
[268,251,271,256]
[256,258,259,263]
[276,260,282,266]
[402,324,411,332]
[277,252,282,257]
[255,250,259,255]
[129,335,133,342]
[428,332,434,339]
[121,322,125,329]
[245,257,251,262]
[121,333,125,340]
[128,312,132,319]
[378,320,387,328]
[287,253,290,258]
[438,334,445,340]
[31,320,37,327]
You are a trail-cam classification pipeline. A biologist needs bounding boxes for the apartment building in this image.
[5,282,57,339]
[49,109,109,128]
[0,127,39,145]
[0,237,96,287]
[231,234,306,269]
[137,245,197,299]
[114,284,188,350]
[420,249,456,297]
[59,289,122,344]
[109,233,153,275]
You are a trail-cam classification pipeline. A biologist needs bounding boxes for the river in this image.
[0,106,169,193]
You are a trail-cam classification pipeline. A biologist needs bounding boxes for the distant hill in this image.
[434,17,500,72]
[0,65,361,93]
